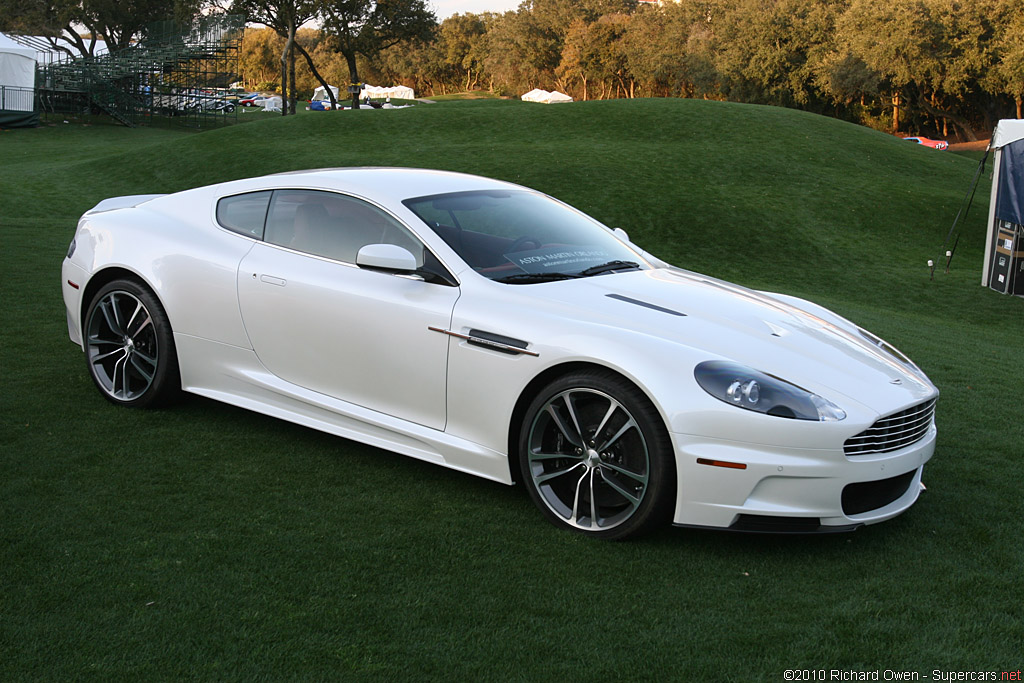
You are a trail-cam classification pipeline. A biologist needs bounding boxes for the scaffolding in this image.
[34,15,245,128]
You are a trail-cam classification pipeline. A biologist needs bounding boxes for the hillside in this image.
[3,99,997,301]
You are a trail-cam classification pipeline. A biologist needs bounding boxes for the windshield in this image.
[403,190,646,283]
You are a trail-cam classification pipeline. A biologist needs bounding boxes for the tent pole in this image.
[982,148,1001,287]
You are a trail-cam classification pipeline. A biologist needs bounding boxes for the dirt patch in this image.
[948,140,990,152]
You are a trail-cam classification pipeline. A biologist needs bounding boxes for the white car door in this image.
[235,189,460,431]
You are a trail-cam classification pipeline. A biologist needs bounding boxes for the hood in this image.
[530,267,936,416]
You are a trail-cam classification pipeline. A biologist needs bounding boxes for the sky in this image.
[430,0,522,20]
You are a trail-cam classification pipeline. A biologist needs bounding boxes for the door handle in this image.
[259,274,287,287]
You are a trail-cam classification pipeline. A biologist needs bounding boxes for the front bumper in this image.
[670,425,936,531]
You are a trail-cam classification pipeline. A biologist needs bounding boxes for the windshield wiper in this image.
[577,260,641,277]
[494,272,579,284]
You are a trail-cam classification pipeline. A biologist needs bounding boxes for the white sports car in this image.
[61,168,938,538]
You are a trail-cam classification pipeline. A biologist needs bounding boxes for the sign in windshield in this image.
[506,247,614,273]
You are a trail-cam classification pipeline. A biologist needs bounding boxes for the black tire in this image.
[518,369,675,540]
[83,278,180,408]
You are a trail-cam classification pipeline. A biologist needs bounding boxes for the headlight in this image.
[694,361,846,422]
[66,237,76,259]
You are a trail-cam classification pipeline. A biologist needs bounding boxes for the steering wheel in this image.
[506,236,542,254]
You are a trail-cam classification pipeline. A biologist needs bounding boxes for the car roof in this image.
[248,167,523,203]
[136,168,533,228]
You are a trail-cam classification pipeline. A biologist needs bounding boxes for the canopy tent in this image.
[312,84,415,105]
[982,119,1024,295]
[0,33,37,126]
[521,88,573,104]
[312,85,340,102]
[360,84,414,100]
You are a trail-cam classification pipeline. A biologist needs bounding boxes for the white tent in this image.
[262,96,282,113]
[312,85,340,102]
[991,119,1024,150]
[0,33,36,112]
[982,119,1024,295]
[521,88,573,104]
[521,88,549,103]
[360,84,415,100]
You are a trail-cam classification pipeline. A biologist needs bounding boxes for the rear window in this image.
[216,191,272,238]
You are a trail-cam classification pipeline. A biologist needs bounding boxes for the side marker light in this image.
[696,458,747,470]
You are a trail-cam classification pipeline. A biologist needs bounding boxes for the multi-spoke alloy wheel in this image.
[520,370,674,540]
[84,279,179,408]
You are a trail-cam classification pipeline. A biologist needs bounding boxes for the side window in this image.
[216,191,272,239]
[264,189,425,267]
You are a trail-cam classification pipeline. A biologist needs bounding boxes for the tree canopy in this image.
[16,0,1017,137]
[234,0,1019,137]
[344,0,1022,138]
[0,0,203,56]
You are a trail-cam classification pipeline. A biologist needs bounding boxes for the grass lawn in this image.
[2,99,1022,680]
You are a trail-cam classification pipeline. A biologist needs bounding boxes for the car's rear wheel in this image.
[84,279,179,408]
[519,369,675,540]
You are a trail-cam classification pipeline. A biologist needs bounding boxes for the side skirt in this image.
[175,333,514,485]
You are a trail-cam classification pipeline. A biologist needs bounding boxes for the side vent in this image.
[466,329,531,355]
[427,327,539,357]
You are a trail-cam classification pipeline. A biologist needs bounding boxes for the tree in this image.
[558,14,632,100]
[318,0,436,109]
[437,13,490,92]
[231,0,322,113]
[0,0,202,57]
[481,10,555,94]
[620,1,723,99]
[836,0,997,139]
[988,0,1024,119]
[370,37,443,95]
[239,27,284,90]
[704,0,842,109]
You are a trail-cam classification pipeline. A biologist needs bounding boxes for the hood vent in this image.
[605,293,686,317]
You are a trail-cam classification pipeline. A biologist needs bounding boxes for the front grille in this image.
[844,398,936,456]
[842,470,917,515]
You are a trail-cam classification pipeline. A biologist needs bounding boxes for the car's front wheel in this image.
[519,369,675,540]
[84,279,179,408]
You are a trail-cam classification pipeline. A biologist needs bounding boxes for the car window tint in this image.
[265,190,425,267]
[216,191,272,238]
[403,190,642,277]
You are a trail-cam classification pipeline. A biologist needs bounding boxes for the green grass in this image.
[2,99,1022,680]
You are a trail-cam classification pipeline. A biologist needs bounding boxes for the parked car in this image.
[903,136,949,150]
[61,168,938,539]
[239,94,265,107]
[203,98,235,113]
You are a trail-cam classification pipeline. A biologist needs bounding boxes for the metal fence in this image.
[32,14,244,128]
[0,85,35,112]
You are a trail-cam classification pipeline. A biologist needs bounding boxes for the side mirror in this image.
[613,227,631,243]
[356,244,418,272]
